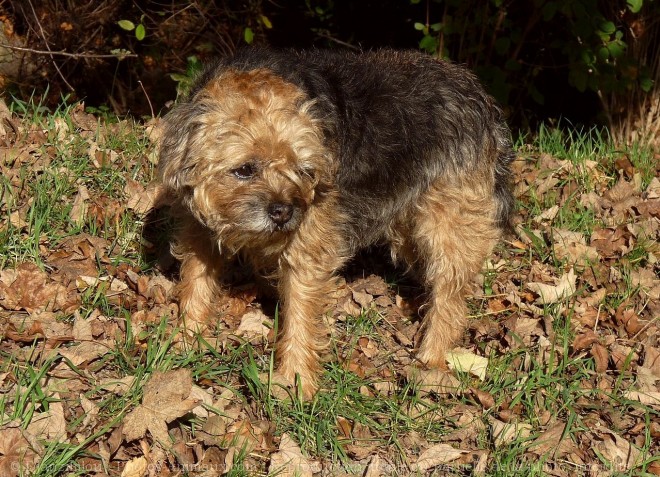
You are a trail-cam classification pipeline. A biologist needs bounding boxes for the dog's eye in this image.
[232,163,257,180]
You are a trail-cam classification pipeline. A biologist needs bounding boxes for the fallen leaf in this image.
[414,443,469,472]
[472,388,495,410]
[624,390,660,409]
[446,349,489,380]
[643,346,660,378]
[533,205,559,223]
[527,268,576,304]
[551,228,599,266]
[122,369,200,445]
[0,262,70,312]
[125,179,159,215]
[595,429,642,471]
[528,421,574,458]
[80,394,99,428]
[358,337,379,358]
[236,310,272,341]
[352,289,373,309]
[0,426,39,477]
[25,396,67,442]
[198,415,228,446]
[572,330,599,350]
[269,433,314,477]
[489,417,532,448]
[364,454,384,477]
[591,343,609,373]
[70,184,90,225]
[121,456,148,477]
[224,420,262,469]
[58,315,111,365]
[190,385,214,418]
[407,367,461,395]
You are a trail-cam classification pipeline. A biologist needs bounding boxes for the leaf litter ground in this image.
[0,102,658,476]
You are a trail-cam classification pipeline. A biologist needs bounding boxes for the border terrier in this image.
[158,48,514,397]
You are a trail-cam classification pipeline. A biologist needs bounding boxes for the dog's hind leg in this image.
[410,172,501,369]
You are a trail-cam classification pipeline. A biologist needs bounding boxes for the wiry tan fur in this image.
[158,49,513,398]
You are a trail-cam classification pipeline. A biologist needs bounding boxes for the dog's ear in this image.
[157,100,207,196]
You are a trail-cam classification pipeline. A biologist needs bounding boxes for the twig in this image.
[315,32,359,50]
[0,43,137,59]
[138,80,155,118]
[27,0,74,92]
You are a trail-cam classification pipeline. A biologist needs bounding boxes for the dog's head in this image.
[158,69,332,251]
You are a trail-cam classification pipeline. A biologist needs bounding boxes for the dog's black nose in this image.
[268,202,294,226]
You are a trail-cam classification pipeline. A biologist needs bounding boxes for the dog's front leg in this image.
[172,219,224,329]
[275,201,348,398]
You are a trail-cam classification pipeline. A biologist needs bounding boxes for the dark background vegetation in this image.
[0,0,658,141]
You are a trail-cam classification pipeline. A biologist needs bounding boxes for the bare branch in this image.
[0,43,137,60]
[27,0,74,92]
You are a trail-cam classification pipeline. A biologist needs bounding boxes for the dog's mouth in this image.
[236,201,303,236]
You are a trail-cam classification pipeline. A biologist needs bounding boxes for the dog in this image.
[157,47,514,397]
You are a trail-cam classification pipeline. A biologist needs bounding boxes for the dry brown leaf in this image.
[0,262,70,312]
[80,394,99,429]
[358,336,379,358]
[122,369,200,445]
[236,309,272,341]
[0,98,12,138]
[125,179,160,215]
[407,367,461,395]
[0,426,39,477]
[624,390,660,408]
[572,330,599,351]
[591,343,609,373]
[364,454,384,477]
[352,288,373,309]
[198,415,229,447]
[70,184,90,225]
[630,268,660,300]
[533,205,559,223]
[121,456,148,477]
[595,429,642,471]
[513,317,544,341]
[489,417,532,448]
[224,420,262,469]
[643,346,660,378]
[551,228,599,266]
[472,388,495,410]
[527,268,576,304]
[591,227,631,258]
[190,385,214,418]
[58,315,111,365]
[447,349,489,380]
[25,396,67,442]
[528,421,574,458]
[269,433,314,477]
[414,443,469,472]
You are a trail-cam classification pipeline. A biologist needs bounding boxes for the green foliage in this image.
[170,56,204,99]
[413,0,657,112]
[243,13,272,44]
[118,15,147,41]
